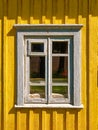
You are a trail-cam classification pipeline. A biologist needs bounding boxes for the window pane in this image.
[30,56,45,83]
[30,86,45,98]
[52,86,68,98]
[52,41,68,53]
[52,57,68,83]
[31,43,44,52]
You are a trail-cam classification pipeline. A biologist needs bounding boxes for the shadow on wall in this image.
[5,0,98,21]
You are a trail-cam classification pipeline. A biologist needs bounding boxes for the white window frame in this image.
[14,24,83,108]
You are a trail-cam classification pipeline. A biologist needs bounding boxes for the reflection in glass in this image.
[30,86,45,98]
[52,86,68,98]
[52,41,68,53]
[30,56,45,83]
[31,43,44,52]
[52,57,68,83]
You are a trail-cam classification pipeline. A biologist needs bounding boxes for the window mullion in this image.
[68,41,70,102]
[47,38,52,103]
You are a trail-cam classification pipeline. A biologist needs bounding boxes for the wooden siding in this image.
[0,0,98,130]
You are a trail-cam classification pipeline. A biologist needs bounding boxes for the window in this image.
[14,24,83,108]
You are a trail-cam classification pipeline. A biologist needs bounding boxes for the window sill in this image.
[15,104,83,109]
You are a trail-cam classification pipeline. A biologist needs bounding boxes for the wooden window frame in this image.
[14,24,83,108]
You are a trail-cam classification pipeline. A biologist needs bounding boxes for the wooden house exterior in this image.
[0,0,98,130]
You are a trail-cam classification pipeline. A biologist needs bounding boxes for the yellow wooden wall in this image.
[0,0,98,130]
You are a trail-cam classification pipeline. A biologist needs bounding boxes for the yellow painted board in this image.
[78,1,89,130]
[56,110,65,130]
[88,2,98,129]
[3,1,17,130]
[88,15,98,130]
[33,0,42,24]
[29,110,34,130]
[46,0,52,23]
[21,0,30,23]
[17,109,29,130]
[33,109,42,130]
[55,0,64,24]
[67,0,78,23]
[30,0,34,24]
[45,110,52,130]
[17,0,22,23]
[66,110,75,130]
[0,1,3,129]
[41,0,46,24]
[7,0,17,19]
[3,0,8,126]
[0,19,2,130]
[5,20,16,130]
[52,110,57,130]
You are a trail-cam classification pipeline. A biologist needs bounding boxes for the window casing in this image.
[14,24,83,108]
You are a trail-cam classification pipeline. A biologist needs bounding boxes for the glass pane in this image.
[52,41,68,53]
[30,56,45,83]
[30,86,45,98]
[52,86,68,98]
[31,43,44,52]
[52,57,68,83]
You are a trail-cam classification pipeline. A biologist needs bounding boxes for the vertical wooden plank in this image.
[29,110,34,130]
[88,16,97,130]
[42,109,52,130]
[52,0,65,24]
[33,0,42,24]
[0,21,2,130]
[17,0,22,23]
[33,109,42,130]
[66,110,75,130]
[16,110,29,130]
[88,0,98,129]
[67,0,78,23]
[52,0,57,24]
[21,0,30,24]
[56,0,65,24]
[19,109,29,130]
[45,110,52,130]
[46,0,52,23]
[3,0,8,130]
[42,0,46,24]
[30,0,34,24]
[16,110,21,130]
[77,0,88,130]
[52,110,57,130]
[56,110,64,130]
[0,0,3,129]
[42,110,46,130]
[6,20,16,130]
[64,0,68,23]
[4,0,17,129]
